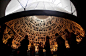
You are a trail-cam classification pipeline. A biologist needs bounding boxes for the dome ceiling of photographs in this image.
[2,16,85,50]
[5,0,77,16]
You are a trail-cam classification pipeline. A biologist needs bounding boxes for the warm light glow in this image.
[2,16,85,50]
[65,40,70,48]
[35,46,38,52]
[56,45,57,47]
[76,38,82,43]
[35,16,49,19]
[43,49,46,52]
[11,44,18,49]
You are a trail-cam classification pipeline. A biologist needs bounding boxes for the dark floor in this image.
[10,51,57,56]
[8,50,58,56]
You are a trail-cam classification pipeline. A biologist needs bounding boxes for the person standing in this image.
[38,42,44,56]
[55,33,66,56]
[6,38,13,56]
[18,35,29,56]
[30,42,35,56]
[44,36,51,56]
[65,29,77,56]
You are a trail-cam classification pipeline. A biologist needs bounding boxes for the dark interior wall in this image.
[70,1,86,55]
[0,0,11,18]
[70,0,86,30]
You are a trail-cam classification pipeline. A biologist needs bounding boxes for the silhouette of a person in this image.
[55,33,66,56]
[4,38,13,56]
[18,35,29,56]
[38,42,44,56]
[30,42,35,56]
[65,29,77,56]
[44,36,51,56]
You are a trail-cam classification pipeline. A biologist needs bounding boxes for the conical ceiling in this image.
[5,0,77,16]
[2,0,82,52]
[2,16,85,51]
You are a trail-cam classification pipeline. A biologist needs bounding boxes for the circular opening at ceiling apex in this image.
[35,16,49,19]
